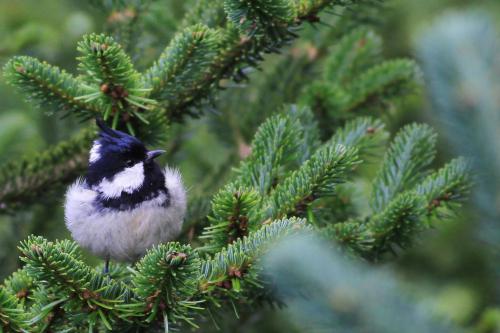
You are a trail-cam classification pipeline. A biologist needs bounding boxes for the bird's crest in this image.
[96,118,121,138]
[95,118,145,153]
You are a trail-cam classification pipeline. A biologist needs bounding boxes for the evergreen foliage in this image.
[299,27,420,136]
[0,128,94,214]
[224,0,297,35]
[264,235,462,333]
[3,56,99,119]
[0,101,470,329]
[0,0,377,214]
[0,0,474,331]
[142,24,221,120]
[0,287,28,332]
[416,13,500,331]
[264,143,359,219]
[370,123,436,213]
[3,218,305,331]
[234,112,303,194]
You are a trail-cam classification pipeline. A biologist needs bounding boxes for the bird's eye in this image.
[125,159,135,167]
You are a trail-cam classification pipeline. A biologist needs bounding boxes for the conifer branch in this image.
[3,56,100,119]
[199,217,307,303]
[182,0,227,28]
[265,144,359,219]
[224,0,297,35]
[342,59,420,113]
[26,286,66,332]
[18,236,129,329]
[77,33,156,133]
[3,269,33,307]
[326,220,372,255]
[0,287,27,333]
[201,110,375,251]
[324,27,382,83]
[328,116,387,158]
[416,157,472,216]
[371,123,437,213]
[19,236,117,297]
[300,60,420,134]
[327,192,427,259]
[0,128,93,214]
[130,242,202,328]
[200,186,261,253]
[288,105,322,164]
[367,192,426,257]
[2,218,307,330]
[142,24,221,121]
[234,113,302,194]
[295,0,378,18]
[78,33,141,90]
[167,0,370,121]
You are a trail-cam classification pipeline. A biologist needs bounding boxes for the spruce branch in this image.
[77,33,156,134]
[142,24,221,120]
[182,0,227,28]
[19,236,90,292]
[130,242,202,328]
[0,287,27,333]
[224,0,297,36]
[0,128,93,214]
[265,143,359,219]
[328,193,429,260]
[3,269,33,307]
[3,56,100,119]
[342,59,421,113]
[324,27,382,83]
[288,105,322,164]
[200,185,261,253]
[415,157,472,216]
[171,0,369,122]
[93,0,155,54]
[301,55,420,130]
[199,217,307,302]
[367,192,426,258]
[78,33,141,90]
[201,109,319,251]
[18,236,129,329]
[326,220,373,255]
[26,286,66,332]
[325,132,471,260]
[328,116,387,158]
[3,218,308,331]
[371,123,437,213]
[234,113,302,194]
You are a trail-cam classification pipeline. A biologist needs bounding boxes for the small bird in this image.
[64,120,186,267]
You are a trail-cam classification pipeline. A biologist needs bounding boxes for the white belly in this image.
[64,169,186,261]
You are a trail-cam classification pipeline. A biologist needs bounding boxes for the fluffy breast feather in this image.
[64,167,187,262]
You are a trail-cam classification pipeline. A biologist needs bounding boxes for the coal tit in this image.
[64,120,186,263]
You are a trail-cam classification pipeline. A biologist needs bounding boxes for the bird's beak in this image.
[146,149,166,161]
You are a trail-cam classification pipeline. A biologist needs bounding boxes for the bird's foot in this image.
[103,258,110,274]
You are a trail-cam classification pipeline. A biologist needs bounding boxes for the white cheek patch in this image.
[98,162,145,198]
[89,143,101,164]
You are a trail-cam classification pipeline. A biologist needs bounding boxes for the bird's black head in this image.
[86,119,165,187]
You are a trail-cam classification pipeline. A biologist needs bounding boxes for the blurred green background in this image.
[1,0,499,331]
